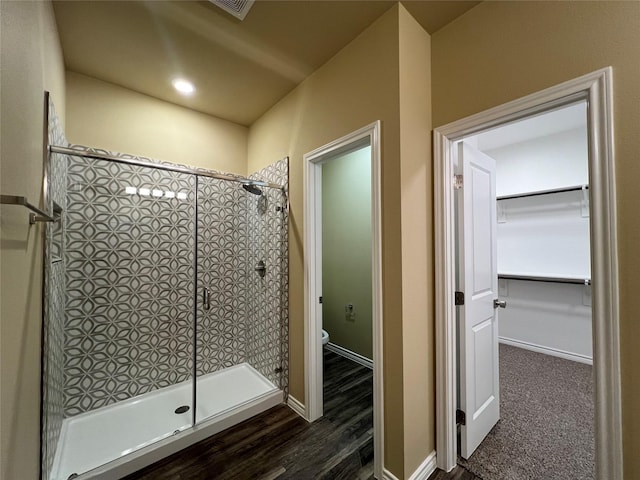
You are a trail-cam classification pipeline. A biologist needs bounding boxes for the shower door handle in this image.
[203,287,211,310]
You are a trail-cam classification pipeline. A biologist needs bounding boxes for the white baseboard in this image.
[499,336,593,365]
[408,450,437,480]
[383,451,436,480]
[286,395,308,421]
[383,468,400,480]
[326,342,373,369]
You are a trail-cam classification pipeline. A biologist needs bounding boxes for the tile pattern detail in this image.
[42,97,68,480]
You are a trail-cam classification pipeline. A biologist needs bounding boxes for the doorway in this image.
[303,121,384,479]
[455,102,594,479]
[434,68,622,479]
[321,143,374,369]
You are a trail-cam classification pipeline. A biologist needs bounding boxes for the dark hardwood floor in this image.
[124,350,373,480]
[427,466,482,480]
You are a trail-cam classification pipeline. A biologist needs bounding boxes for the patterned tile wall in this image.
[247,159,289,393]
[57,144,289,417]
[42,98,67,480]
[63,155,196,416]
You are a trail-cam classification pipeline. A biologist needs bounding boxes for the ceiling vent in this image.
[210,0,255,21]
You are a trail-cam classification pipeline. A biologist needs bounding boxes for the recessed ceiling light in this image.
[172,78,195,95]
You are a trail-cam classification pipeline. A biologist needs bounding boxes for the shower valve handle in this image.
[203,287,211,310]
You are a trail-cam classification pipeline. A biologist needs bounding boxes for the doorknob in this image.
[493,299,507,309]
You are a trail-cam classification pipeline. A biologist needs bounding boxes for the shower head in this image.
[242,183,263,196]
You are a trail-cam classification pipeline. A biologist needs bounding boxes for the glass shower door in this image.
[48,153,196,480]
[195,176,249,423]
[194,175,286,425]
[245,184,287,391]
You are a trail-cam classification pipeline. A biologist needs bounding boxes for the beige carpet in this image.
[459,344,594,480]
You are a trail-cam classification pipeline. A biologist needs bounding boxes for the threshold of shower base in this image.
[51,363,282,480]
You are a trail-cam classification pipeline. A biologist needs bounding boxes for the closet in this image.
[479,102,592,364]
[455,102,595,480]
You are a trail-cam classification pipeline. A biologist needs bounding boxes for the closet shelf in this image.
[497,185,587,201]
[498,273,591,285]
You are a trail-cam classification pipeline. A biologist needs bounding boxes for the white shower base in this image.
[51,363,282,480]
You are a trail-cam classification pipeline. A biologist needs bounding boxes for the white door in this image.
[458,141,501,459]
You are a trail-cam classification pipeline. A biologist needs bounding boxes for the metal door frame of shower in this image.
[39,96,290,479]
[38,91,52,480]
[193,175,199,426]
[48,144,286,191]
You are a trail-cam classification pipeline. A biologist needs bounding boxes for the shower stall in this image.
[40,96,289,480]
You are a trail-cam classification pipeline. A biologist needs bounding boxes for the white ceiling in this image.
[471,102,587,151]
[52,1,479,127]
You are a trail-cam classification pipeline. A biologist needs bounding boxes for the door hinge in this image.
[456,409,466,426]
[319,296,323,304]
[455,291,465,306]
[454,174,463,190]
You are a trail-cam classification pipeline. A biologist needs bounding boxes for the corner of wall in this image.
[247,4,407,476]
[398,4,435,477]
[0,1,66,479]
[42,1,67,127]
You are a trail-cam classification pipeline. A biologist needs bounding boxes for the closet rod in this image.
[497,185,588,201]
[498,273,590,285]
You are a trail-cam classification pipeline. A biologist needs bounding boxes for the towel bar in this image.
[1,195,60,224]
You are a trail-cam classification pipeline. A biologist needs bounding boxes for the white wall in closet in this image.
[486,127,588,197]
[496,189,590,279]
[473,102,592,364]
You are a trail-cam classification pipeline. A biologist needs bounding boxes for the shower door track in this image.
[49,144,285,190]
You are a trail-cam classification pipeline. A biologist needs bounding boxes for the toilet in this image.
[321,329,330,346]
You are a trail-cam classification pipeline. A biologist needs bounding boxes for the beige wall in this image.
[322,146,373,360]
[248,5,407,475]
[66,71,248,174]
[398,5,433,475]
[248,5,433,478]
[0,2,66,479]
[432,1,640,476]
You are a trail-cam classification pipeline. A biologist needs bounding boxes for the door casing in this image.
[302,121,384,479]
[434,67,622,478]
